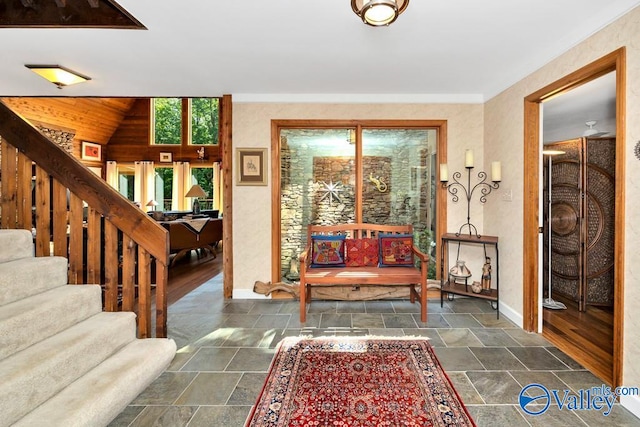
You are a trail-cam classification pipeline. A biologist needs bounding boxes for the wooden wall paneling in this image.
[86,208,101,285]
[34,166,50,256]
[52,180,68,257]
[106,97,221,163]
[121,233,136,312]
[137,246,151,338]
[16,152,32,229]
[0,139,17,229]
[1,97,135,146]
[103,220,119,312]
[68,193,83,284]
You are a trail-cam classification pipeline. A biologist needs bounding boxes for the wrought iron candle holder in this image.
[441,164,500,238]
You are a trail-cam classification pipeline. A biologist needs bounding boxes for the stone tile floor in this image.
[110,275,640,426]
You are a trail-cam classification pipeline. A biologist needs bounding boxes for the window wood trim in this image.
[270,119,448,284]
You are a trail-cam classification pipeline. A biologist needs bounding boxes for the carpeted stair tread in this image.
[0,285,102,360]
[0,312,137,427]
[0,229,33,264]
[13,337,177,427]
[0,256,69,306]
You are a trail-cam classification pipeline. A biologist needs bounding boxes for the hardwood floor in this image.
[167,249,223,306]
[542,293,614,385]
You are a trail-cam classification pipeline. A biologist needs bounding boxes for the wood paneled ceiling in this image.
[0,0,145,29]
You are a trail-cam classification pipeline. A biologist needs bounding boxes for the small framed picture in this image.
[160,152,172,163]
[237,148,267,186]
[81,141,101,161]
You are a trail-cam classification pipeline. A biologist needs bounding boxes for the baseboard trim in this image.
[498,300,523,329]
[621,394,640,419]
[232,289,270,300]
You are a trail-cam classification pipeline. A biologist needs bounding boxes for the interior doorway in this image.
[541,136,616,383]
[522,48,625,387]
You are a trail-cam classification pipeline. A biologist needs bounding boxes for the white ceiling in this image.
[1,0,638,101]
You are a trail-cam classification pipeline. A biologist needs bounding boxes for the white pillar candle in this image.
[439,163,448,182]
[491,161,501,182]
[465,149,474,168]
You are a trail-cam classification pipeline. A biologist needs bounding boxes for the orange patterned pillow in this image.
[345,238,379,267]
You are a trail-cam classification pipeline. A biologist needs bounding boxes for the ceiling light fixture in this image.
[25,64,91,89]
[351,0,409,27]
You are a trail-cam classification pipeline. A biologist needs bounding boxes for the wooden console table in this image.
[440,233,499,318]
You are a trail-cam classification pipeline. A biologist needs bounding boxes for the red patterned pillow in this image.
[345,238,379,267]
[378,234,414,267]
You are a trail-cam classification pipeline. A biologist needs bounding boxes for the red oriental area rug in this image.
[247,337,476,426]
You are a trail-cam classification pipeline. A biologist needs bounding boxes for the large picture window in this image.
[152,98,182,145]
[151,97,220,146]
[275,121,443,283]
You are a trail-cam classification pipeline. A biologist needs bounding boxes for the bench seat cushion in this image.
[304,266,421,286]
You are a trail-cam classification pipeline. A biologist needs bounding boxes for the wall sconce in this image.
[25,64,91,89]
[351,0,409,27]
[440,149,501,237]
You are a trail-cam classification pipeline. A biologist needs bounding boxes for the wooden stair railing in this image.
[0,100,169,338]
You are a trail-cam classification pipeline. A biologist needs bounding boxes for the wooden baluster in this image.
[103,220,119,312]
[86,208,101,284]
[16,152,32,230]
[68,193,83,284]
[34,167,50,256]
[52,180,68,257]
[155,260,168,338]
[137,246,151,338]
[0,140,18,229]
[121,233,136,312]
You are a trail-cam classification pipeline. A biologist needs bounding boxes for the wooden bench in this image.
[299,223,429,323]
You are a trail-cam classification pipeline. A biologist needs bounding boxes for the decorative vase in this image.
[471,281,482,294]
[450,260,471,284]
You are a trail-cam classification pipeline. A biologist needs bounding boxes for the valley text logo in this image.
[519,383,639,416]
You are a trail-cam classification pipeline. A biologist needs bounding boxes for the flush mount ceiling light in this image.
[351,0,409,27]
[25,65,91,89]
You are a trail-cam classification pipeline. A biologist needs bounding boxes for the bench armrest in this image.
[299,245,311,269]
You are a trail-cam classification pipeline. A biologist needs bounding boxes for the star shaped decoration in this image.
[318,180,342,204]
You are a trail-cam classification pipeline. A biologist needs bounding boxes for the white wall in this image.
[232,103,483,298]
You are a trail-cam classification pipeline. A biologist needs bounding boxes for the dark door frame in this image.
[522,48,625,387]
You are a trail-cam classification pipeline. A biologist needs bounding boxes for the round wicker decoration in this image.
[551,202,578,236]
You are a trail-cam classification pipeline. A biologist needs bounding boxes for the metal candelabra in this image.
[442,167,500,238]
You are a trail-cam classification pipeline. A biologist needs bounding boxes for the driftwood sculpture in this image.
[253,280,300,299]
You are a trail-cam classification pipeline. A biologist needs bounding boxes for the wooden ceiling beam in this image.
[0,0,146,29]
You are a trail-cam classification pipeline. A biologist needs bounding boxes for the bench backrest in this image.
[307,223,414,241]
